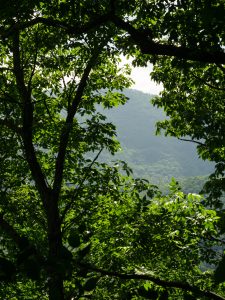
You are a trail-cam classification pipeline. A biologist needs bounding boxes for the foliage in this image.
[0,1,225,300]
[151,57,225,207]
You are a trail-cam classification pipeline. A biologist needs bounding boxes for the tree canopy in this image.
[0,1,225,299]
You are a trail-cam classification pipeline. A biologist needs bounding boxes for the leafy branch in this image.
[1,14,225,64]
[81,263,225,300]
[0,212,29,251]
[0,14,112,38]
[12,30,50,202]
[111,15,225,64]
[191,73,225,92]
[52,46,104,199]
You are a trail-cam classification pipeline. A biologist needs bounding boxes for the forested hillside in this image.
[99,89,214,191]
[1,1,225,300]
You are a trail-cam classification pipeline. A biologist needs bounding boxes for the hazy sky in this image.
[130,65,163,95]
[121,57,163,95]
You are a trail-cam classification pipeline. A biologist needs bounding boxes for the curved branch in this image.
[0,212,29,250]
[52,47,103,198]
[111,16,225,65]
[0,212,45,273]
[81,263,225,300]
[2,14,225,65]
[1,14,112,38]
[12,30,49,202]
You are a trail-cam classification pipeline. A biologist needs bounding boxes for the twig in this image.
[191,73,225,92]
[52,44,105,198]
[178,137,206,146]
[28,27,40,93]
[61,148,103,224]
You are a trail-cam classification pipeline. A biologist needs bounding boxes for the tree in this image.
[0,1,225,299]
[0,12,131,298]
[150,57,225,206]
[1,0,224,64]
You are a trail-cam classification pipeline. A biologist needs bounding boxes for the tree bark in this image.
[46,190,64,300]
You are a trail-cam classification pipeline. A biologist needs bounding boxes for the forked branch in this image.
[52,47,102,198]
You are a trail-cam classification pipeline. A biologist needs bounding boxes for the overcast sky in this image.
[121,57,163,95]
[130,65,163,95]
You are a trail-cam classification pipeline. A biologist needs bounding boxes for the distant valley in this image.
[97,89,214,193]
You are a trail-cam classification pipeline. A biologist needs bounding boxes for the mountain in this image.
[98,89,214,189]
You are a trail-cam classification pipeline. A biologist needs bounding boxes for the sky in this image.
[121,57,163,95]
[130,65,163,95]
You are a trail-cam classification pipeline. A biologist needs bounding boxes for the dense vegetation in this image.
[0,1,225,299]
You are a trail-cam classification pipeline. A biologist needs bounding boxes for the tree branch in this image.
[2,14,225,65]
[52,48,102,199]
[12,30,49,202]
[0,212,29,250]
[191,73,225,92]
[0,212,46,273]
[28,29,39,93]
[81,263,225,300]
[177,137,206,146]
[1,14,112,38]
[61,148,103,224]
[111,16,225,65]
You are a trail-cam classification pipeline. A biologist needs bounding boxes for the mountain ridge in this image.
[98,89,214,187]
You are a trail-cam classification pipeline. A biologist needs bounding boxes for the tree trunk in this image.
[46,190,64,300]
[48,274,64,300]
